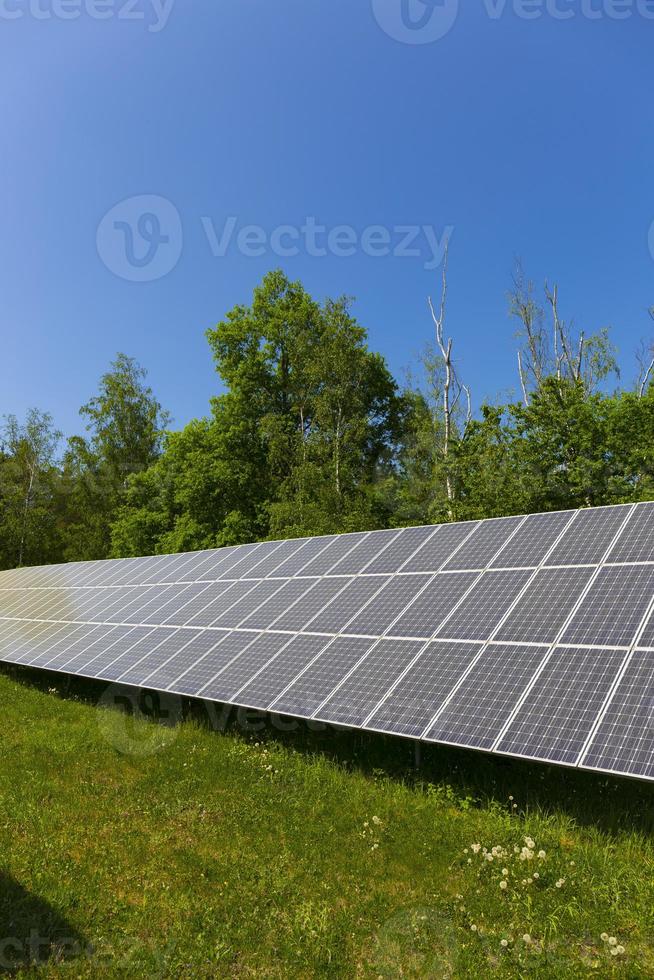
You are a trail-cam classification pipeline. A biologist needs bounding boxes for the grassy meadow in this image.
[1,663,654,978]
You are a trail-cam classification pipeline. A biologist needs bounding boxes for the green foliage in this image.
[0,410,63,569]
[1,272,653,571]
[62,354,170,561]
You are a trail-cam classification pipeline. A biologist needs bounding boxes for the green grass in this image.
[2,666,654,977]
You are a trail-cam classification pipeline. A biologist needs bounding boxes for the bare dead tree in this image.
[636,309,654,398]
[545,283,582,383]
[509,262,548,404]
[427,242,471,520]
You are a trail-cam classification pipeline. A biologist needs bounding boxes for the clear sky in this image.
[1,0,653,437]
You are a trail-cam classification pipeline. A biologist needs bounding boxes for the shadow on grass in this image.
[0,872,86,975]
[3,661,654,839]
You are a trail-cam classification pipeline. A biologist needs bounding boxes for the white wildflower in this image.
[372,815,382,825]
[500,880,508,890]
[616,945,625,954]
[522,934,531,944]
[500,938,508,947]
[471,843,481,853]
[537,850,546,859]
[608,937,617,946]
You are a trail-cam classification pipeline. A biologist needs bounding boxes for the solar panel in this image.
[495,646,628,765]
[4,500,654,781]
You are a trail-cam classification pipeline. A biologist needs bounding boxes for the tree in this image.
[0,409,63,569]
[509,262,618,403]
[111,271,404,554]
[62,354,170,560]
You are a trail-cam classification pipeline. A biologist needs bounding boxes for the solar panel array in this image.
[2,501,654,781]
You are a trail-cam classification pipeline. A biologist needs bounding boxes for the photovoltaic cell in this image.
[72,626,156,677]
[240,541,289,578]
[117,628,200,686]
[315,638,423,727]
[403,521,478,573]
[490,510,575,568]
[120,584,181,625]
[425,644,549,749]
[435,570,532,641]
[605,501,654,565]
[34,624,110,671]
[59,625,139,675]
[271,535,335,577]
[363,525,437,575]
[561,565,654,648]
[235,634,331,710]
[496,646,627,765]
[143,630,230,690]
[87,627,173,681]
[74,626,152,677]
[238,578,314,630]
[344,575,429,637]
[27,623,104,669]
[184,580,259,628]
[366,641,482,737]
[494,566,595,645]
[545,505,632,566]
[198,632,293,702]
[146,583,213,625]
[388,573,478,638]
[1,622,59,662]
[18,624,91,668]
[326,529,399,575]
[305,576,389,634]
[272,578,351,632]
[299,533,369,577]
[207,545,260,580]
[169,631,252,696]
[244,538,308,578]
[581,650,654,778]
[165,581,234,626]
[209,579,288,628]
[271,636,374,718]
[443,516,524,571]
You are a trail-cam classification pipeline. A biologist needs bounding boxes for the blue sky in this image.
[1,0,653,438]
